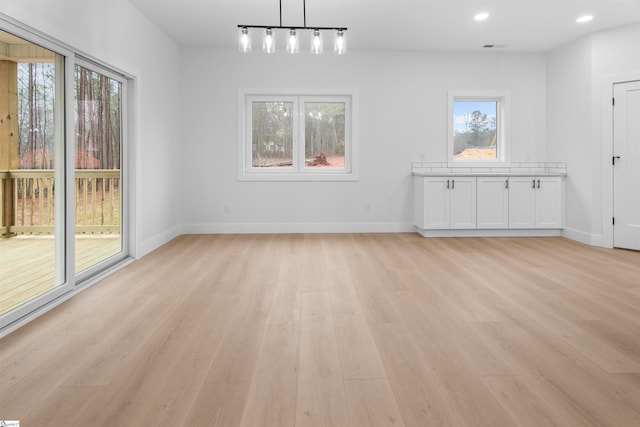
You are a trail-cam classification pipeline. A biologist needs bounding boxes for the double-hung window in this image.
[448,90,510,166]
[238,91,356,181]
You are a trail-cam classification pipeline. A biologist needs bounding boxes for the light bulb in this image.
[311,29,323,54]
[334,30,346,55]
[287,29,299,54]
[263,28,275,54]
[238,27,251,53]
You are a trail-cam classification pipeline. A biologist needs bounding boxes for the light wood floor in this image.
[0,235,121,315]
[1,234,639,426]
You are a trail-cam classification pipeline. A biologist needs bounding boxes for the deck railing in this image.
[0,169,120,237]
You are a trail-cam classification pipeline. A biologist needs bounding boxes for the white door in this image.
[423,177,450,229]
[449,177,476,229]
[535,177,564,229]
[613,81,640,250]
[477,177,509,229]
[0,34,73,328]
[508,177,536,228]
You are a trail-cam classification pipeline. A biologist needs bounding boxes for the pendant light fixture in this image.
[238,27,252,53]
[263,28,275,53]
[238,0,347,55]
[334,29,346,55]
[310,29,323,55]
[286,29,299,54]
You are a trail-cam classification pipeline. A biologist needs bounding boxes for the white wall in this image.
[546,36,593,241]
[590,25,640,244]
[0,0,183,256]
[547,23,640,246]
[4,1,636,245]
[180,48,546,232]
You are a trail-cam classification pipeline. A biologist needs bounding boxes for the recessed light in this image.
[576,15,593,23]
[474,12,490,21]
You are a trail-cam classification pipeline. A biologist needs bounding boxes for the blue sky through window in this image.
[453,101,497,132]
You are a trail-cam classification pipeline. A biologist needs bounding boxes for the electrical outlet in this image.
[364,202,372,212]
[419,152,426,161]
[223,204,231,213]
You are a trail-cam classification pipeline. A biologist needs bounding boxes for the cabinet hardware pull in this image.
[447,179,450,189]
[537,179,540,189]
[452,179,455,189]
[532,179,536,189]
[505,179,509,189]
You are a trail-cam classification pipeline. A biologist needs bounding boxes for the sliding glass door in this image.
[0,29,69,320]
[74,61,126,277]
[0,22,130,331]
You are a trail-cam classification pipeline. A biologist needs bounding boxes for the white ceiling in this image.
[129,0,640,53]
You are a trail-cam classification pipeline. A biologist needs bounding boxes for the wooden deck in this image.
[0,235,121,315]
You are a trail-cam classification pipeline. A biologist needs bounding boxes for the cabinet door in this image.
[413,176,425,228]
[449,177,476,229]
[477,177,509,229]
[423,177,450,229]
[509,177,536,228]
[535,177,564,228]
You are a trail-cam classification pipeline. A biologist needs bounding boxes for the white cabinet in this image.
[449,177,476,228]
[535,176,564,228]
[477,177,509,229]
[508,177,536,228]
[415,175,564,233]
[415,177,476,229]
[420,177,448,228]
[508,176,564,229]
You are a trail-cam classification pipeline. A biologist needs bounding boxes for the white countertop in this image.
[411,161,567,178]
[413,172,567,177]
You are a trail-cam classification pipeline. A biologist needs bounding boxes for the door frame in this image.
[601,72,640,248]
[0,13,137,336]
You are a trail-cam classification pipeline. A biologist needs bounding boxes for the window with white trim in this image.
[448,91,510,166]
[238,91,356,181]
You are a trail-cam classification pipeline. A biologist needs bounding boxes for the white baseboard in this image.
[137,225,182,258]
[415,227,563,238]
[180,222,414,235]
[562,227,607,247]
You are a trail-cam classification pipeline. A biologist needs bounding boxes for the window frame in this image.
[238,89,357,181]
[447,90,511,167]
